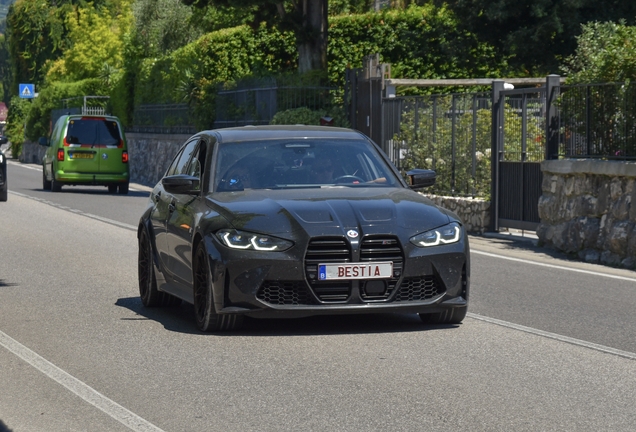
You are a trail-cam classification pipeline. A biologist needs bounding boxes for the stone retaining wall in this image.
[537,159,636,268]
[424,195,490,235]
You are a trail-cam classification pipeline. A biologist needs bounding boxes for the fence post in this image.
[490,80,505,232]
[545,74,561,160]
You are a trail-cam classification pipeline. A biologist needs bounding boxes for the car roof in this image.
[201,125,369,143]
[63,114,121,121]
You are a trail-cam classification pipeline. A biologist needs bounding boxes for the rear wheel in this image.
[419,306,467,325]
[51,171,62,192]
[0,185,6,202]
[108,185,118,193]
[193,243,243,332]
[118,182,129,195]
[138,228,181,307]
[42,168,52,191]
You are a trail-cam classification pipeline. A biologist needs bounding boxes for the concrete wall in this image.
[537,159,636,269]
[19,132,191,187]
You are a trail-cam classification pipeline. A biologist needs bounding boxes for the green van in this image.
[39,114,130,194]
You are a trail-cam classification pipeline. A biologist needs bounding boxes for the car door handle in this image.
[169,201,176,213]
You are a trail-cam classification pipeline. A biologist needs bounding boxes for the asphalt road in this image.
[1,160,635,432]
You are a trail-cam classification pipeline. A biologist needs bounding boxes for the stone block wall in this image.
[537,159,636,268]
[424,195,490,234]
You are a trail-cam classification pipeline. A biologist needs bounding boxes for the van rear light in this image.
[57,149,65,161]
[122,151,129,163]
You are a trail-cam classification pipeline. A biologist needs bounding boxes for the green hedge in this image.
[114,5,505,129]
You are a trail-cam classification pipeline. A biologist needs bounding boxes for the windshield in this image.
[213,138,400,191]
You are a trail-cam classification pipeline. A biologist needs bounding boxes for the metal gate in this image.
[492,84,546,231]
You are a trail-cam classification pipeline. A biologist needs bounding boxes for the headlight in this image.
[0,154,3,163]
[410,222,462,247]
[216,229,293,251]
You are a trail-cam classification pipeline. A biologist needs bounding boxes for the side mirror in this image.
[407,169,436,189]
[0,136,8,145]
[162,174,200,194]
[38,137,50,147]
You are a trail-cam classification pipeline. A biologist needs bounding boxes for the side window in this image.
[165,139,198,176]
[165,148,184,177]
[174,139,199,175]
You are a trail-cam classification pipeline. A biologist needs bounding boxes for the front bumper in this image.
[204,235,470,319]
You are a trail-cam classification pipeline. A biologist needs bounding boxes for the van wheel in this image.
[118,182,129,195]
[108,185,118,193]
[42,168,52,190]
[0,186,7,202]
[51,173,62,192]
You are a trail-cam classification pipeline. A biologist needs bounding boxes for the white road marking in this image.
[471,249,636,282]
[468,313,636,360]
[0,330,165,432]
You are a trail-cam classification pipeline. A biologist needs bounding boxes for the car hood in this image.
[207,187,454,238]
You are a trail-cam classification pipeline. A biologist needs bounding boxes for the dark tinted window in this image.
[65,118,121,146]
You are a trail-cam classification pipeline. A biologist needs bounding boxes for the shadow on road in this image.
[0,420,14,432]
[115,296,461,337]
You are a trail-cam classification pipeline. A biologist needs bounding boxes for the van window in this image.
[65,118,121,146]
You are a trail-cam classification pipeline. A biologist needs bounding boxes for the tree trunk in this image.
[297,0,328,74]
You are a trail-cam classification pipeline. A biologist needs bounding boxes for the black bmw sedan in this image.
[138,126,469,331]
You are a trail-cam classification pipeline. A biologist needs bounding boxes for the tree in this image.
[562,21,636,83]
[182,0,328,74]
[434,0,636,76]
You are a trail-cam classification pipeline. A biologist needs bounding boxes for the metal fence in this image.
[129,104,196,134]
[557,82,636,159]
[382,92,492,197]
[216,78,338,128]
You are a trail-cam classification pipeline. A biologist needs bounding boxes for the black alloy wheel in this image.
[193,243,243,332]
[138,228,181,307]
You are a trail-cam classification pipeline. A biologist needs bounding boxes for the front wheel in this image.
[0,185,6,202]
[193,243,243,332]
[419,306,467,325]
[138,228,181,307]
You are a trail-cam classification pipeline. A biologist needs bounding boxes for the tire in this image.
[419,306,467,325]
[118,182,129,195]
[138,228,181,307]
[193,243,243,332]
[108,185,118,193]
[42,168,52,191]
[51,172,62,192]
[0,186,6,202]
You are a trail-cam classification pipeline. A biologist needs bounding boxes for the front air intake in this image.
[304,237,351,302]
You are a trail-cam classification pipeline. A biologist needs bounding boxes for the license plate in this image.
[70,152,93,159]
[318,262,393,280]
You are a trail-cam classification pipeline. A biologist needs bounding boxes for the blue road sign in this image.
[19,84,35,99]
